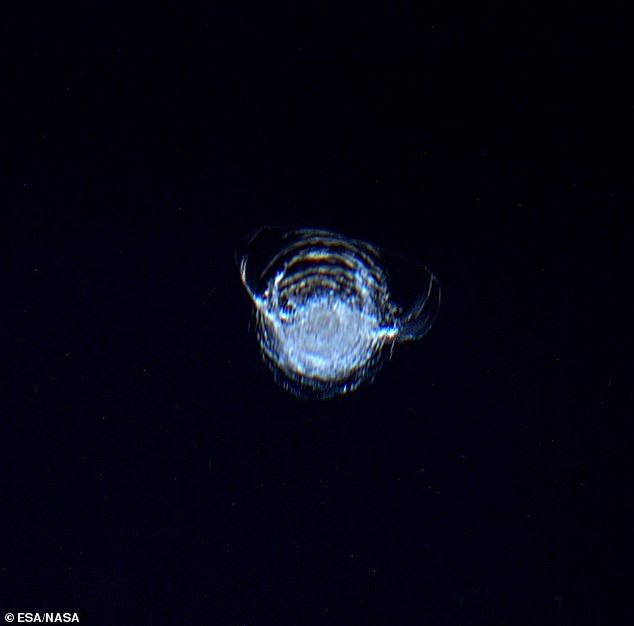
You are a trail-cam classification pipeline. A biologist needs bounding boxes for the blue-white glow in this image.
[240,228,439,398]
[260,290,396,381]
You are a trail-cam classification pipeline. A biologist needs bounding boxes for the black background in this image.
[1,4,632,625]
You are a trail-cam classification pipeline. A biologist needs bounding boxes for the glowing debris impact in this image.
[239,228,440,398]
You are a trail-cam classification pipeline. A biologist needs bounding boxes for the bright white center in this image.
[267,295,381,380]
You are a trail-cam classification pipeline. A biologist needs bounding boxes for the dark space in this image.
[1,4,632,625]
